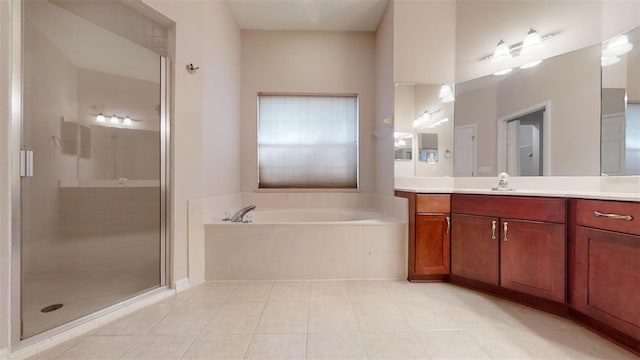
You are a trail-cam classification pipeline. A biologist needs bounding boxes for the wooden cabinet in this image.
[395,192,450,281]
[572,199,640,349]
[500,219,565,303]
[451,214,499,285]
[415,214,450,276]
[451,194,566,303]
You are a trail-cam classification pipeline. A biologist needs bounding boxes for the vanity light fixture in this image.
[491,40,512,62]
[110,115,120,124]
[483,29,554,62]
[493,68,513,76]
[520,59,543,69]
[96,113,106,123]
[603,34,633,57]
[123,116,133,126]
[521,28,542,54]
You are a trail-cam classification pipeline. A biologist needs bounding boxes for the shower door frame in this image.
[9,0,172,346]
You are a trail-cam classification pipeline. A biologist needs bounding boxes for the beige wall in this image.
[142,0,242,285]
[376,1,395,195]
[394,0,456,84]
[240,31,377,193]
[455,1,639,82]
[0,0,10,352]
[201,0,242,198]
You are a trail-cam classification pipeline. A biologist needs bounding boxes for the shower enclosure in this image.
[12,0,170,341]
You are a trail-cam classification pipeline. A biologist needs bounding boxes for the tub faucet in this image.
[229,205,256,223]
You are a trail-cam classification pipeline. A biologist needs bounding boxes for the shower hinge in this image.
[20,150,33,177]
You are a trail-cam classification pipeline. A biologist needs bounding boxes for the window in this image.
[258,94,358,189]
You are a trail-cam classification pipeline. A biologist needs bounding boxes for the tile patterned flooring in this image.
[28,280,638,360]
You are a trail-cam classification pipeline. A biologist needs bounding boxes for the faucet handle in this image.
[243,215,253,224]
[222,212,231,222]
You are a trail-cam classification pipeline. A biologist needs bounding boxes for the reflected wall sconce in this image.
[94,113,137,127]
[413,109,448,129]
[186,63,200,74]
[601,34,633,67]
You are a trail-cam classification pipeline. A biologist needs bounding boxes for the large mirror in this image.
[394,83,454,178]
[601,27,640,176]
[454,44,602,177]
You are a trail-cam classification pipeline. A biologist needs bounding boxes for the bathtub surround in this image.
[188,192,407,284]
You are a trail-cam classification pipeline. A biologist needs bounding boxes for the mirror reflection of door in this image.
[454,125,476,176]
[506,110,544,176]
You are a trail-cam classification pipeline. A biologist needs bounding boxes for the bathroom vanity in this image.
[395,191,639,353]
[397,192,451,281]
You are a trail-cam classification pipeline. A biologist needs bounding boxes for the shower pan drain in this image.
[40,304,63,313]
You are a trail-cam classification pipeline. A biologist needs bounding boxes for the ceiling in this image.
[226,0,390,32]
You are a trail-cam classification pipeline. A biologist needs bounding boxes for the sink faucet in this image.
[492,172,515,191]
[228,205,256,223]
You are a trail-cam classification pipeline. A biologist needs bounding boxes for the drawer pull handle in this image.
[503,222,509,242]
[491,220,497,239]
[446,216,451,234]
[593,211,633,221]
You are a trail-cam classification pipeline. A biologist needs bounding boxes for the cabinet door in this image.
[574,227,640,339]
[451,214,499,285]
[415,215,450,275]
[500,219,565,302]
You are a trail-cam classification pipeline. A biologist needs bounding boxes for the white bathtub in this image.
[224,209,395,224]
[204,208,407,280]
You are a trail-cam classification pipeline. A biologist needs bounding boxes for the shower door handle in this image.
[20,150,34,177]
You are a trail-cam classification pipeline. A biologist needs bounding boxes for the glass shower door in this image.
[21,0,164,338]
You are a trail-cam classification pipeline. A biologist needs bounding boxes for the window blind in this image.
[258,95,358,188]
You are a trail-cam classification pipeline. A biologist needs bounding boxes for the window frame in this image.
[256,92,360,190]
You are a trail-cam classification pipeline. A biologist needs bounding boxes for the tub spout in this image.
[230,205,256,223]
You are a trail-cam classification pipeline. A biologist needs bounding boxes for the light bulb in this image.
[439,117,450,123]
[110,115,120,124]
[398,139,406,146]
[412,119,421,128]
[520,60,543,69]
[96,113,105,123]
[603,35,633,57]
[441,95,455,103]
[493,68,513,76]
[438,85,453,98]
[601,56,620,67]
[492,40,512,62]
[521,28,542,54]
[123,116,132,126]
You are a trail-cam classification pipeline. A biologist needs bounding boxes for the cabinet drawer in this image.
[452,194,565,223]
[576,199,640,235]
[416,194,450,213]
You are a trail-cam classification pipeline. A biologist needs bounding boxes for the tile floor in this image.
[27,280,638,360]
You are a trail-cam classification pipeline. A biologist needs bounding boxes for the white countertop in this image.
[395,187,640,202]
